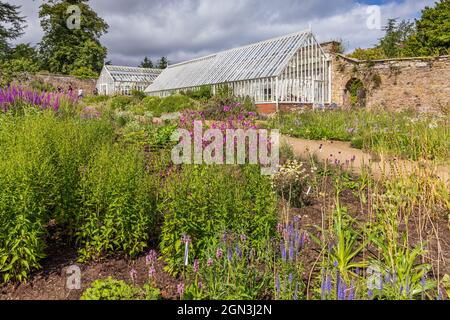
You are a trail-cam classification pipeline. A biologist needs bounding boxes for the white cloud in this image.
[11,0,435,66]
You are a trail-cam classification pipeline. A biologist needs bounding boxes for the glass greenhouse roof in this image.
[145,30,314,93]
[105,65,162,83]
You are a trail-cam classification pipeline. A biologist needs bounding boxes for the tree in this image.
[0,1,26,60]
[348,47,386,60]
[0,58,39,86]
[404,0,450,56]
[140,56,153,68]
[378,19,415,58]
[8,43,38,62]
[156,56,169,69]
[38,0,109,75]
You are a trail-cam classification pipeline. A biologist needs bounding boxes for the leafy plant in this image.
[160,165,277,275]
[81,277,140,300]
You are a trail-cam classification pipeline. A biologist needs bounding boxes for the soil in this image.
[0,241,179,300]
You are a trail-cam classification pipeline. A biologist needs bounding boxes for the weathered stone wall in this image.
[330,54,450,113]
[12,72,97,93]
[32,73,97,93]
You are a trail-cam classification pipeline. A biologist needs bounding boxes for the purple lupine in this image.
[336,269,343,300]
[148,266,156,279]
[386,269,391,283]
[288,273,293,284]
[406,280,411,297]
[347,281,355,300]
[235,244,242,260]
[193,259,199,273]
[421,272,427,288]
[288,240,295,262]
[280,241,287,262]
[321,270,326,300]
[177,282,185,298]
[207,258,214,267]
[227,247,233,261]
[146,250,158,266]
[216,248,223,260]
[276,275,281,295]
[368,288,373,300]
[325,272,332,296]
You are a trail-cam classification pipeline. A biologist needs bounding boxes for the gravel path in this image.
[282,136,449,184]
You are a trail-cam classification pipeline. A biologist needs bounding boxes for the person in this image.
[78,88,84,99]
[93,88,98,96]
[68,84,73,94]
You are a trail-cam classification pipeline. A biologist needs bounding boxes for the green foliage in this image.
[183,85,212,101]
[131,89,146,100]
[81,277,161,300]
[38,0,108,74]
[0,113,114,282]
[150,94,197,117]
[30,79,56,92]
[0,2,26,57]
[160,165,278,275]
[110,95,134,110]
[269,110,450,161]
[379,19,416,58]
[76,144,158,261]
[184,237,274,300]
[202,95,256,120]
[81,277,140,300]
[349,2,450,58]
[348,47,386,60]
[156,56,169,69]
[0,57,39,86]
[404,0,450,56]
[140,56,153,68]
[70,66,98,79]
[142,96,161,110]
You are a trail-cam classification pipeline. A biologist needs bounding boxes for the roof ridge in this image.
[105,65,163,73]
[168,29,312,68]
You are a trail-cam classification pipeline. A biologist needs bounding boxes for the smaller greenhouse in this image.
[97,65,162,95]
[145,30,332,110]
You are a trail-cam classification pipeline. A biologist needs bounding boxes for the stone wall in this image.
[32,73,97,93]
[330,54,450,113]
[13,72,97,94]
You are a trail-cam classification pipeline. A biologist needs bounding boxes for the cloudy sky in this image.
[13,0,434,66]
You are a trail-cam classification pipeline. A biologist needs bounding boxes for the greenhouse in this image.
[145,30,332,110]
[97,65,162,95]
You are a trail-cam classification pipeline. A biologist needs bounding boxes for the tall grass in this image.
[269,109,450,162]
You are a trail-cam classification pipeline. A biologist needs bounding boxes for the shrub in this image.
[81,277,140,300]
[76,144,159,261]
[81,277,161,300]
[142,96,161,110]
[70,67,98,79]
[131,90,147,100]
[202,95,256,120]
[110,95,134,110]
[152,94,197,117]
[183,85,212,101]
[160,165,278,275]
[0,113,114,282]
